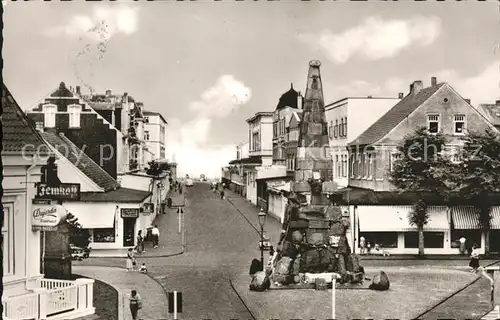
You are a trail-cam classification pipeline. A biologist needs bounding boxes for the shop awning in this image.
[358,205,449,232]
[451,206,480,229]
[231,180,244,186]
[491,207,500,229]
[63,204,116,229]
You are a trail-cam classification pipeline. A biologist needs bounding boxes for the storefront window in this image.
[93,228,116,243]
[404,232,444,248]
[450,230,481,248]
[360,232,397,248]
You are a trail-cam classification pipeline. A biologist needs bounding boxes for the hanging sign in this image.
[36,183,81,200]
[142,203,154,215]
[32,204,66,231]
[121,208,139,218]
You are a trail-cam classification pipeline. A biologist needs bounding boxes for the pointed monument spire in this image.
[293,60,334,202]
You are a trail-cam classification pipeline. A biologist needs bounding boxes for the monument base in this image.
[44,254,72,280]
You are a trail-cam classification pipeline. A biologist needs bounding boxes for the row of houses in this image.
[222,66,500,255]
[2,82,176,319]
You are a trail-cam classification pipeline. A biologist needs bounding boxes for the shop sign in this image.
[121,208,139,219]
[36,183,81,200]
[142,203,154,215]
[32,204,66,231]
[33,199,51,205]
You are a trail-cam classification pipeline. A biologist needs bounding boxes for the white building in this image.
[325,96,401,187]
[143,110,168,164]
[2,84,95,320]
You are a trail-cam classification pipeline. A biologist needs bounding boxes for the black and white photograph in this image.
[1,1,500,320]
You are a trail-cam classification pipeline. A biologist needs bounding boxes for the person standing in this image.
[151,225,160,248]
[129,290,142,320]
[126,248,136,272]
[469,244,480,273]
[220,189,225,199]
[459,236,466,255]
[136,230,144,254]
[359,236,366,255]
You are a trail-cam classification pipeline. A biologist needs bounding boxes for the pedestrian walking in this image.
[220,190,225,199]
[469,244,480,272]
[359,236,366,255]
[136,230,144,254]
[126,248,137,272]
[366,242,372,255]
[459,236,466,255]
[129,290,142,320]
[151,225,160,248]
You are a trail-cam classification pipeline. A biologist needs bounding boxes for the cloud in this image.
[299,16,441,64]
[44,4,139,41]
[167,76,251,178]
[189,75,252,118]
[328,61,500,105]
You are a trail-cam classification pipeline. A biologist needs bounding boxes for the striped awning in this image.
[491,207,500,229]
[358,205,449,232]
[451,206,480,230]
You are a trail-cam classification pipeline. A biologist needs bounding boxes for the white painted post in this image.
[173,290,178,320]
[32,288,48,319]
[331,277,336,320]
[118,292,124,320]
[178,209,181,234]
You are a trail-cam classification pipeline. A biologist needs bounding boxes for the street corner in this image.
[231,267,481,320]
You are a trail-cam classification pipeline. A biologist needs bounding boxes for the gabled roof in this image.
[40,132,120,192]
[50,82,74,97]
[2,84,47,153]
[143,110,168,124]
[476,103,500,127]
[350,83,445,146]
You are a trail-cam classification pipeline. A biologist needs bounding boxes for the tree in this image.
[66,213,90,248]
[454,128,500,254]
[389,127,453,256]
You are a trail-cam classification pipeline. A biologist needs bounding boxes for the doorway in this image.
[123,218,136,247]
[490,230,500,253]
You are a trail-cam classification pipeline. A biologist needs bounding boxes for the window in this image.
[339,118,344,137]
[336,155,340,177]
[144,131,150,140]
[343,117,348,137]
[160,146,166,158]
[427,114,440,134]
[68,105,81,128]
[43,104,56,128]
[357,154,362,178]
[273,122,278,138]
[360,232,398,248]
[342,155,347,177]
[2,203,14,276]
[144,117,149,123]
[390,152,402,172]
[334,120,338,138]
[329,121,334,138]
[93,228,116,243]
[404,232,444,248]
[454,114,466,135]
[450,230,481,249]
[282,119,285,135]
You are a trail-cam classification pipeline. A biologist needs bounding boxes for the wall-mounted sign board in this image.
[121,208,140,219]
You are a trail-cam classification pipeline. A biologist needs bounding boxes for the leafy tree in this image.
[146,160,163,177]
[389,127,453,256]
[454,128,500,253]
[66,213,90,248]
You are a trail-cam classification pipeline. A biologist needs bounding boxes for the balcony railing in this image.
[3,278,94,320]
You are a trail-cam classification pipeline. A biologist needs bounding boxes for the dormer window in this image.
[68,104,81,128]
[43,104,56,128]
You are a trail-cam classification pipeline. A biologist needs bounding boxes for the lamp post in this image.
[258,209,267,270]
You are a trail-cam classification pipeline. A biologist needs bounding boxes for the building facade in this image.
[345,77,500,254]
[2,84,95,320]
[325,96,400,187]
[143,110,168,163]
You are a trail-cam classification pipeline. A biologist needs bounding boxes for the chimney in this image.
[410,80,423,95]
[76,86,81,95]
[464,98,471,104]
[106,89,112,97]
[496,100,500,106]
[431,77,437,86]
[367,95,373,99]
[297,92,302,109]
[398,92,404,99]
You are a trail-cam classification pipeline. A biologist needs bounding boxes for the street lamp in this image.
[258,209,267,270]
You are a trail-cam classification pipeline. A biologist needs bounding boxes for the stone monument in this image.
[274,61,364,286]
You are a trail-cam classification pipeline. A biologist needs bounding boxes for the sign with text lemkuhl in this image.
[36,183,81,200]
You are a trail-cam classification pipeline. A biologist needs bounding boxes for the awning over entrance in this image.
[451,206,480,229]
[491,207,500,229]
[63,204,116,229]
[358,205,449,232]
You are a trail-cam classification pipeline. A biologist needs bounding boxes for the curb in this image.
[228,279,257,320]
[415,259,500,318]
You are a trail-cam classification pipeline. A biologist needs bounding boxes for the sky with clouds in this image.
[3,2,499,178]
